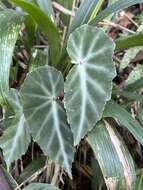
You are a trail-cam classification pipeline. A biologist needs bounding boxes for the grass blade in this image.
[87,120,136,189]
[11,0,61,65]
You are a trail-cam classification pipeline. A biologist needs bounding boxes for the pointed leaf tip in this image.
[64,25,116,145]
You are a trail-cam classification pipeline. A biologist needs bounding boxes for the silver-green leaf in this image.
[0,10,23,105]
[64,25,116,145]
[0,89,30,168]
[20,65,74,176]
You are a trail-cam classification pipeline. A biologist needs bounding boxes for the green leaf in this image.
[20,65,74,176]
[113,90,143,103]
[11,0,60,65]
[24,15,36,53]
[36,0,55,21]
[138,107,143,126]
[133,169,143,190]
[120,47,143,69]
[0,89,31,168]
[103,101,143,145]
[125,77,143,91]
[108,0,119,5]
[88,0,105,23]
[91,159,106,189]
[64,25,116,145]
[1,0,11,8]
[0,10,23,105]
[125,65,143,86]
[23,183,60,190]
[0,1,6,9]
[116,33,143,50]
[119,24,143,67]
[29,49,48,72]
[87,120,136,189]
[68,0,99,34]
[91,0,143,24]
[17,157,46,183]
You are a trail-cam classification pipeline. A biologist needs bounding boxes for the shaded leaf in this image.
[0,1,6,9]
[1,166,18,189]
[87,120,136,189]
[23,183,60,190]
[138,107,143,126]
[11,0,60,65]
[64,25,116,145]
[120,24,143,69]
[17,157,46,183]
[0,167,11,190]
[0,89,30,168]
[125,64,143,85]
[125,77,143,91]
[120,47,143,69]
[133,169,143,189]
[20,65,74,176]
[91,159,106,190]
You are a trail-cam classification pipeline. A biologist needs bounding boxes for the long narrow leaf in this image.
[88,0,104,23]
[120,47,143,69]
[91,0,143,24]
[125,77,143,91]
[103,101,143,145]
[11,0,60,65]
[113,90,143,102]
[0,10,23,105]
[17,157,46,183]
[36,0,55,21]
[87,121,136,189]
[125,65,143,86]
[68,0,98,34]
[115,33,143,50]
